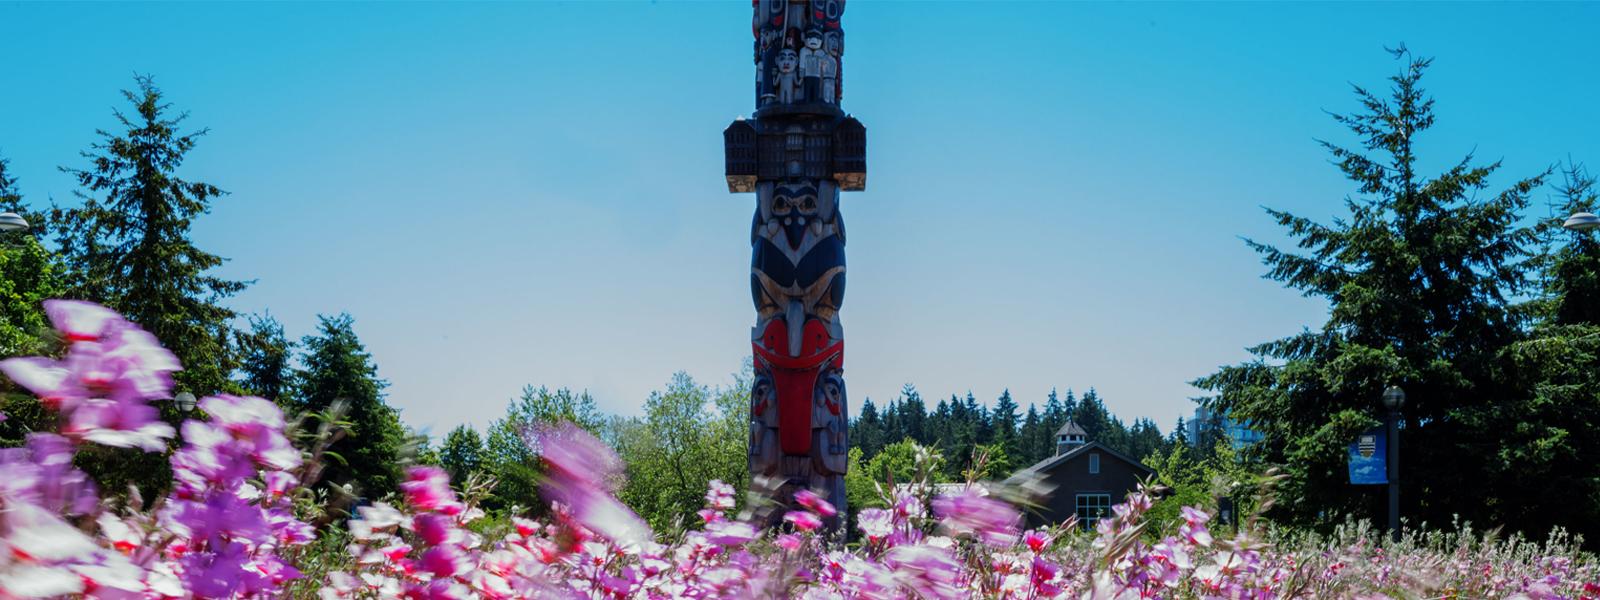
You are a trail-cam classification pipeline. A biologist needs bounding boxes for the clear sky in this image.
[2,2,1597,439]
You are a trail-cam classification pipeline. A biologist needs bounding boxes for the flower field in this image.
[1,301,1597,599]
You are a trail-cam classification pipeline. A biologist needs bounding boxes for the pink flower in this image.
[857,508,893,543]
[1180,506,1213,547]
[1024,529,1050,553]
[775,533,803,551]
[931,486,1020,547]
[198,394,301,470]
[886,544,963,599]
[0,433,99,515]
[43,300,122,342]
[795,489,837,518]
[705,479,737,510]
[0,302,179,451]
[401,466,466,515]
[414,513,465,546]
[531,422,651,545]
[784,510,823,532]
[704,520,759,546]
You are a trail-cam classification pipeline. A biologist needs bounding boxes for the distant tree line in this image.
[850,385,1177,482]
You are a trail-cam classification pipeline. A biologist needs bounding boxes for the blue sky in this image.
[2,2,1597,439]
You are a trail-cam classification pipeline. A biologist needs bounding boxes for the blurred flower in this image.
[531,423,651,546]
[784,510,823,532]
[931,486,1020,547]
[795,489,837,518]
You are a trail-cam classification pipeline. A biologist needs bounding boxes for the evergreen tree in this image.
[1535,161,1600,325]
[1019,404,1043,465]
[298,314,406,499]
[897,384,927,444]
[235,313,293,404]
[964,393,989,447]
[1486,161,1600,542]
[1194,48,1546,531]
[991,389,1020,460]
[51,76,248,396]
[1170,416,1190,448]
[1072,389,1111,443]
[852,398,886,459]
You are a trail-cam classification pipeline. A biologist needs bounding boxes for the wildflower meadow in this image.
[0,300,1595,599]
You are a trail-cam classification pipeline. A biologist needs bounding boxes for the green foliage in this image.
[612,371,749,532]
[296,313,405,500]
[482,385,604,511]
[439,425,485,487]
[0,156,61,359]
[49,75,248,397]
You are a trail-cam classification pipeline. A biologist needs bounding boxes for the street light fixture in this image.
[0,212,28,232]
[1381,385,1404,542]
[1563,211,1600,233]
[173,392,198,413]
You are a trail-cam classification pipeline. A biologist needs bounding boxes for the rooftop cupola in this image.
[1055,421,1087,455]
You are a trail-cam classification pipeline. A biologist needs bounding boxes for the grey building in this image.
[1006,421,1154,529]
[1188,406,1263,449]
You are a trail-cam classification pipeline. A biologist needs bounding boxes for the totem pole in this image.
[725,0,865,526]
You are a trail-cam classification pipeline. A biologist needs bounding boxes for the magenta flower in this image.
[43,299,123,342]
[795,489,837,518]
[198,394,301,470]
[705,479,737,511]
[931,486,1020,547]
[0,301,179,451]
[704,520,759,546]
[886,544,963,599]
[0,433,99,515]
[401,466,466,516]
[857,508,893,544]
[784,510,823,532]
[530,422,651,546]
[1180,506,1214,547]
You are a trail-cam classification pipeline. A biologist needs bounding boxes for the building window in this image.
[1088,453,1100,474]
[1076,494,1111,529]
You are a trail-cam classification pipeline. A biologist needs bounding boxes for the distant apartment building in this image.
[1187,406,1263,449]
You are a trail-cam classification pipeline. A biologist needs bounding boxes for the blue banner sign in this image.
[1348,426,1388,485]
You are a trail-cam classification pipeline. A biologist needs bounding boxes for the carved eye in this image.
[801,197,816,212]
[772,197,791,214]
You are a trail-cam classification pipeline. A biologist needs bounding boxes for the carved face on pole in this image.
[777,49,798,74]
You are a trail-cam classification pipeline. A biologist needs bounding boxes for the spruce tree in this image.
[1194,48,1545,530]
[235,313,294,404]
[298,314,405,499]
[853,398,886,459]
[1488,161,1600,542]
[52,76,248,395]
[897,384,927,444]
[1019,404,1042,464]
[991,389,1020,460]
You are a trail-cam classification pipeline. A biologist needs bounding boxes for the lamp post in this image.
[1381,385,1405,542]
[170,392,198,414]
[1564,211,1600,232]
[0,212,28,232]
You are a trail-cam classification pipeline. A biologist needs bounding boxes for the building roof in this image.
[1005,440,1155,484]
[1055,421,1087,437]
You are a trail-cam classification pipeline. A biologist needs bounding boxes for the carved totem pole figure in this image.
[725,0,865,525]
